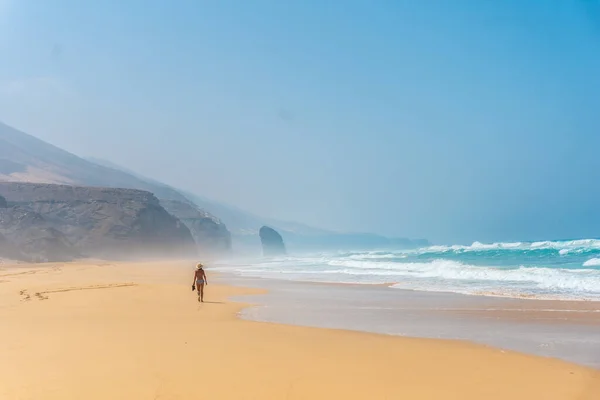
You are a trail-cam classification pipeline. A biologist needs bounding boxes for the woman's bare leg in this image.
[200,283,204,302]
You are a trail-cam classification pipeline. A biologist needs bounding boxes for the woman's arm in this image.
[203,270,208,285]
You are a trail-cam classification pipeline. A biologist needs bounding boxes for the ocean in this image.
[218,239,600,301]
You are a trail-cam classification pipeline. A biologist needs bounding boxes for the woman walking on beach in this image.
[192,263,208,302]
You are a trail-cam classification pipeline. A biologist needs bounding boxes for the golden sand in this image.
[0,261,598,399]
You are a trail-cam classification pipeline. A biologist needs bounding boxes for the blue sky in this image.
[0,0,599,243]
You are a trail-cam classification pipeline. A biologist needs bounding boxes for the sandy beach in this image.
[1,261,599,399]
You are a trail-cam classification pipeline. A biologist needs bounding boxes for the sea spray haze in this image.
[1,2,599,245]
[216,239,600,300]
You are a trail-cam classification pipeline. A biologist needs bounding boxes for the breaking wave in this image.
[416,239,600,254]
[217,238,600,300]
[583,258,600,267]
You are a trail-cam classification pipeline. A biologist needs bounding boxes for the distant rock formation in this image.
[160,200,231,254]
[0,182,197,261]
[0,195,6,208]
[259,226,286,256]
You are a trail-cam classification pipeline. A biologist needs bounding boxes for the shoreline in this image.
[219,273,600,368]
[1,261,599,399]
[304,277,600,304]
[217,270,600,302]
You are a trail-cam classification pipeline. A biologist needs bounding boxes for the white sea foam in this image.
[347,252,405,260]
[421,241,525,252]
[530,239,600,250]
[416,239,600,254]
[222,257,600,300]
[326,259,600,292]
[583,258,600,267]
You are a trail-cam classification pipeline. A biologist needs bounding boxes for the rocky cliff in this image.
[0,205,80,262]
[160,199,231,254]
[0,182,197,260]
[0,122,233,255]
[259,226,286,256]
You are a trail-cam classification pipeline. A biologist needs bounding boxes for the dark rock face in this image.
[160,200,231,254]
[0,206,79,262]
[0,195,6,208]
[259,226,286,256]
[0,182,197,261]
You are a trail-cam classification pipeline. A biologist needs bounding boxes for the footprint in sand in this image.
[34,292,49,301]
[19,289,31,301]
[34,283,137,300]
[17,283,136,301]
[1,267,62,279]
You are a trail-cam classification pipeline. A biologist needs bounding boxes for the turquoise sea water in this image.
[219,239,600,300]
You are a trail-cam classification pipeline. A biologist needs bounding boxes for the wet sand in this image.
[1,261,599,399]
[225,275,600,368]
